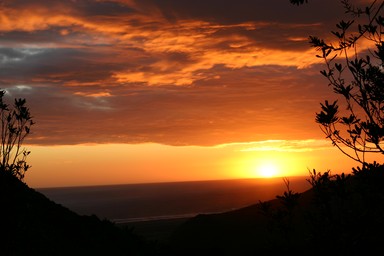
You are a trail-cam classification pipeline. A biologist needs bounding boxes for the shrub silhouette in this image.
[257,178,301,251]
[310,0,384,163]
[169,2,384,255]
[0,90,159,255]
[262,1,384,253]
[252,165,384,255]
[0,89,34,180]
[289,0,308,5]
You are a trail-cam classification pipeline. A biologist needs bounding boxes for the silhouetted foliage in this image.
[276,178,300,212]
[0,89,34,180]
[289,0,308,6]
[311,0,384,163]
[169,1,384,255]
[257,178,301,251]
[171,164,384,255]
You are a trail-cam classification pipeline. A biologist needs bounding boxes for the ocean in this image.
[37,177,310,224]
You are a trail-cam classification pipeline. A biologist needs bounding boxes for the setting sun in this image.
[258,162,279,178]
[228,150,312,181]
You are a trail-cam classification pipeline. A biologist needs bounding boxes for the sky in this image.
[1,0,381,188]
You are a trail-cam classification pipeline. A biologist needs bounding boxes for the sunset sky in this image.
[1,0,380,188]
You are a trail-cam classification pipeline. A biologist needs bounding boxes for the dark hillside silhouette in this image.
[169,163,384,255]
[0,89,155,255]
[0,171,154,256]
[3,1,384,255]
[168,1,384,254]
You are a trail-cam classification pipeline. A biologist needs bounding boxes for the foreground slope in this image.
[0,172,153,256]
[170,164,384,256]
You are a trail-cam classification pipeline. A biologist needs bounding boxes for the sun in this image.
[258,162,279,178]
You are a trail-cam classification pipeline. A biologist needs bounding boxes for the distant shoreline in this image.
[112,213,198,224]
[116,216,192,242]
[35,176,308,190]
[111,210,233,224]
[37,177,311,224]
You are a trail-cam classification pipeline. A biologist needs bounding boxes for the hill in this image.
[0,171,155,256]
[3,163,384,256]
[169,163,384,256]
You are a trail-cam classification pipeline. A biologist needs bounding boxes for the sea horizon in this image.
[38,176,311,223]
[35,175,309,189]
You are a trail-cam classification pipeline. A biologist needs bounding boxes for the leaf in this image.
[316,100,339,125]
[335,63,342,72]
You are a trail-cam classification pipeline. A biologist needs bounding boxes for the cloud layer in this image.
[0,0,351,145]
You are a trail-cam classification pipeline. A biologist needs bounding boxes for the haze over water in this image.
[38,177,310,223]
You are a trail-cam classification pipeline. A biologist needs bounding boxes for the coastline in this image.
[117,217,190,242]
[37,177,311,242]
[112,213,197,224]
[38,177,310,220]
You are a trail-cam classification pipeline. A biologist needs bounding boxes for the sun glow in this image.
[258,162,279,178]
[227,150,305,180]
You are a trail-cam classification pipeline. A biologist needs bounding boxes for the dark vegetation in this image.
[0,89,34,180]
[169,163,384,255]
[312,0,384,163]
[170,0,384,254]
[0,92,157,255]
[0,171,156,256]
[3,158,384,255]
[2,0,384,255]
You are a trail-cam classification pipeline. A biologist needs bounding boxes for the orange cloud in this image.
[0,1,323,87]
[0,0,351,146]
[74,91,112,97]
